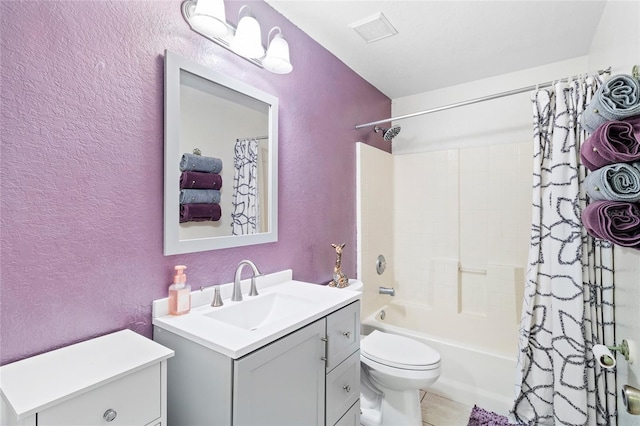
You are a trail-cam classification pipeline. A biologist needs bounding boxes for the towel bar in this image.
[459,267,487,275]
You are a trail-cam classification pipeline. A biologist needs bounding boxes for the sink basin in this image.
[203,293,316,331]
[152,271,361,359]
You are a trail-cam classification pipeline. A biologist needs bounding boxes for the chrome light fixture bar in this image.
[181,0,292,74]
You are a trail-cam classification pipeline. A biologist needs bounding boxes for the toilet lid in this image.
[361,330,440,370]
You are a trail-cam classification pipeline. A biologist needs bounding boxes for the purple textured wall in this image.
[0,0,390,364]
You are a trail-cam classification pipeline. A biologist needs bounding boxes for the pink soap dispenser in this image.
[169,265,191,315]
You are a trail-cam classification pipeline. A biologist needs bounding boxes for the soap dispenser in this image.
[169,265,191,315]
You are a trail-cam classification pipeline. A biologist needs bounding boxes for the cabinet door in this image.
[233,320,326,426]
[326,301,360,371]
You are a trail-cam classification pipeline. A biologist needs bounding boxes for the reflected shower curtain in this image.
[231,138,260,235]
[511,76,616,425]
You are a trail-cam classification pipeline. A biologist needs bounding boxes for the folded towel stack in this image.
[180,203,222,223]
[582,201,640,249]
[180,171,223,190]
[580,74,640,250]
[581,74,640,134]
[178,153,224,223]
[580,116,640,170]
[179,153,223,174]
[584,162,640,203]
[179,189,221,204]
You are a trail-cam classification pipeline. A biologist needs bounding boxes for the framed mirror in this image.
[163,50,278,255]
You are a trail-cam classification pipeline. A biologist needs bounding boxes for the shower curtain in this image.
[511,76,617,425]
[231,138,260,235]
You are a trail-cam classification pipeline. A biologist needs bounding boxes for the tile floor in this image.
[420,391,473,426]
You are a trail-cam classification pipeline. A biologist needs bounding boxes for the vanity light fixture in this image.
[229,6,265,59]
[189,0,228,38]
[262,27,292,74]
[181,0,293,74]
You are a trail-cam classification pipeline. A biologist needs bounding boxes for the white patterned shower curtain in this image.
[231,138,260,235]
[510,76,617,425]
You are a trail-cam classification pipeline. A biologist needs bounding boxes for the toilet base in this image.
[379,388,422,426]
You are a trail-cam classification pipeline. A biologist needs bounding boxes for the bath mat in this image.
[467,405,511,426]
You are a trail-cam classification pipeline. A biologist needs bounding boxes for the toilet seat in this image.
[361,330,440,371]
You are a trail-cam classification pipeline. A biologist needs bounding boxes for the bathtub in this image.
[361,301,517,415]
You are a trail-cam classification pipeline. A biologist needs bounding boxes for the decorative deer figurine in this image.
[329,243,349,288]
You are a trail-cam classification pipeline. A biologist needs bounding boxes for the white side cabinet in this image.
[154,300,361,426]
[0,330,174,426]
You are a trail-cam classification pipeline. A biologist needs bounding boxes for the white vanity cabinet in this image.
[0,330,174,426]
[154,300,361,426]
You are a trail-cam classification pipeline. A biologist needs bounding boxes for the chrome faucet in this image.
[379,286,395,296]
[231,260,262,302]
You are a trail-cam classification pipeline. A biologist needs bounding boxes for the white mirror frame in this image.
[163,50,278,255]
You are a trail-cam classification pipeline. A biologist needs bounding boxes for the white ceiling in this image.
[266,0,608,99]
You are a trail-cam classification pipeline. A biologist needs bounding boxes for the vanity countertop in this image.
[152,270,361,359]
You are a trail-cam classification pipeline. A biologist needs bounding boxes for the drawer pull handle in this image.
[321,337,328,342]
[343,385,351,393]
[343,331,351,339]
[103,409,117,422]
[321,356,327,361]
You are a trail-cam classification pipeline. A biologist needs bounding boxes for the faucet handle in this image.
[248,275,262,297]
[211,286,224,307]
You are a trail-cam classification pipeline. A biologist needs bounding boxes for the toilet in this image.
[343,279,441,426]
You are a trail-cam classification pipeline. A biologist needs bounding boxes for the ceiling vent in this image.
[348,12,398,43]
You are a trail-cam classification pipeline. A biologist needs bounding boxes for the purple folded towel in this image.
[180,203,222,223]
[582,201,640,249]
[180,171,222,190]
[580,115,640,171]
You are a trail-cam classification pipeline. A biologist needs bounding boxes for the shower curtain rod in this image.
[354,66,611,130]
[236,136,268,141]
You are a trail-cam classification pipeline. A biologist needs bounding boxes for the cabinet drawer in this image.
[38,365,160,426]
[333,400,360,426]
[326,351,360,426]
[326,301,360,371]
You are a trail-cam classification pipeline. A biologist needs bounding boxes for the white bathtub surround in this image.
[356,143,396,319]
[511,77,616,424]
[430,258,459,312]
[430,260,525,320]
[356,142,530,416]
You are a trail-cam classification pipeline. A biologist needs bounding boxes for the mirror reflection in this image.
[164,50,278,255]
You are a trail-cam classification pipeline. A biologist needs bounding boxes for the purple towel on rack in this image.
[582,200,640,249]
[180,204,222,223]
[580,115,640,170]
[581,74,640,134]
[180,171,222,190]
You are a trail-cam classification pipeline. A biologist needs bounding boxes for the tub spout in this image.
[379,286,395,296]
